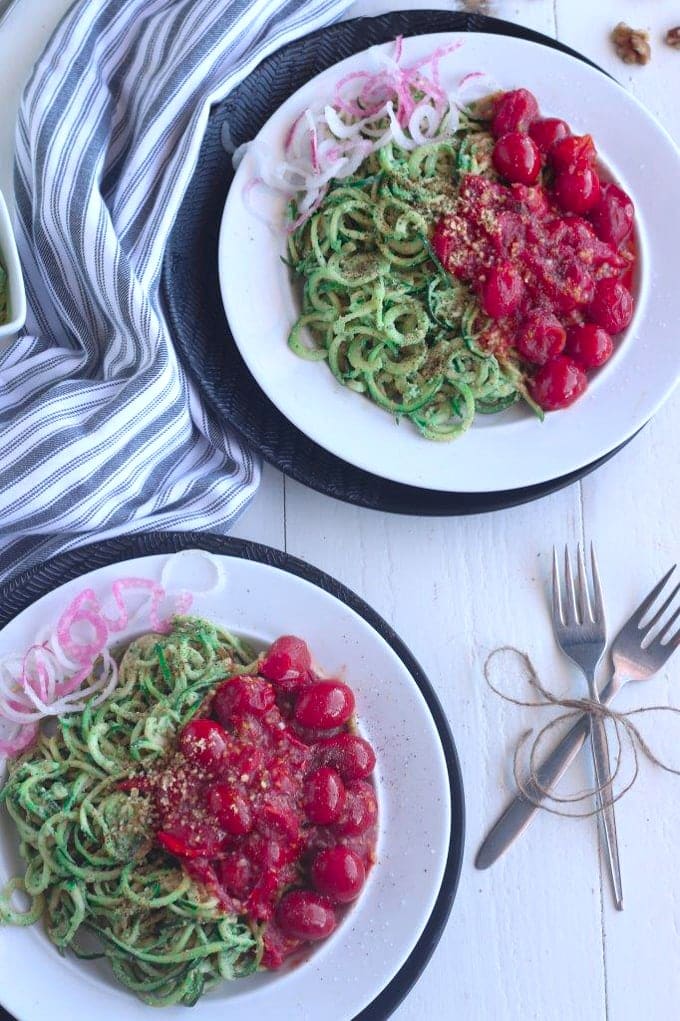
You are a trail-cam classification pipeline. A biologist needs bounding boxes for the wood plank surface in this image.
[1,0,679,1018]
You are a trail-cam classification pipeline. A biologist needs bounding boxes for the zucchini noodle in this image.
[287,110,534,440]
[0,616,262,1007]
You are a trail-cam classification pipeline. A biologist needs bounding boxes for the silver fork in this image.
[552,544,622,909]
[476,564,680,873]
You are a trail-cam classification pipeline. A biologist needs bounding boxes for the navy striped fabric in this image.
[0,0,350,581]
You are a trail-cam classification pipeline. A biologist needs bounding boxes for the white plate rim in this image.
[0,538,464,1021]
[219,31,680,493]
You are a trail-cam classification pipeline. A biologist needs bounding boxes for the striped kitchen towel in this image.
[0,0,351,581]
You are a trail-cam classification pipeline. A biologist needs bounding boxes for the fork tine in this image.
[641,581,680,639]
[590,543,605,624]
[564,545,578,624]
[629,565,677,629]
[654,602,680,646]
[552,546,564,625]
[576,543,593,623]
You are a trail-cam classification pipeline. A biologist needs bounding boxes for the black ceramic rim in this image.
[0,531,465,1021]
[161,9,637,516]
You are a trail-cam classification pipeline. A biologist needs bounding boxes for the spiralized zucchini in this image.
[287,114,535,441]
[0,617,262,1007]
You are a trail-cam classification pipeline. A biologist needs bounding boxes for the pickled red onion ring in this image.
[0,723,39,757]
[0,552,227,764]
[239,37,475,231]
[455,70,502,108]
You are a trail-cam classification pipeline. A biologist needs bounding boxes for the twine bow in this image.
[484,646,680,818]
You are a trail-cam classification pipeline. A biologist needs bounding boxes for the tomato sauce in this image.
[124,636,378,969]
[432,88,637,412]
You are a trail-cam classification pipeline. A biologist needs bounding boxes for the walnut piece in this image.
[666,27,680,49]
[611,22,651,65]
[460,0,490,12]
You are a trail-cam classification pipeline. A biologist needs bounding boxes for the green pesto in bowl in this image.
[0,262,7,324]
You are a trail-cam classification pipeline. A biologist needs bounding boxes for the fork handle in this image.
[475,678,617,869]
[589,714,624,909]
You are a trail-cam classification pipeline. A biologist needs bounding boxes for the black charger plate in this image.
[0,531,464,1021]
[161,9,633,514]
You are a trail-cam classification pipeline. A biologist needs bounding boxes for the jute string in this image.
[484,646,680,818]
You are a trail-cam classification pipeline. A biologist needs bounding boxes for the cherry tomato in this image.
[553,166,601,214]
[157,830,207,859]
[226,743,264,777]
[207,783,253,836]
[531,356,588,411]
[565,323,614,368]
[491,88,539,137]
[178,718,229,774]
[246,868,281,922]
[515,311,566,365]
[333,780,378,837]
[304,767,346,824]
[588,278,634,335]
[588,183,634,247]
[276,890,337,941]
[216,854,254,898]
[549,134,596,172]
[547,259,595,314]
[542,216,624,274]
[510,183,549,217]
[228,716,268,759]
[212,676,276,724]
[157,817,222,859]
[311,846,366,904]
[431,217,453,270]
[272,730,311,774]
[260,636,312,690]
[481,262,524,318]
[315,733,376,781]
[260,934,287,971]
[247,832,297,869]
[294,681,355,730]
[258,800,300,842]
[493,209,526,259]
[528,117,570,154]
[492,132,542,185]
[184,857,221,897]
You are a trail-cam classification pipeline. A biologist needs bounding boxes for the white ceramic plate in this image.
[219,31,680,493]
[0,549,454,1021]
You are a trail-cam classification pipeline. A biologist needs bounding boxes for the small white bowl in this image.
[0,187,26,339]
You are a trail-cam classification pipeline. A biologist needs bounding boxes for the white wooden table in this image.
[1,2,679,1018]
